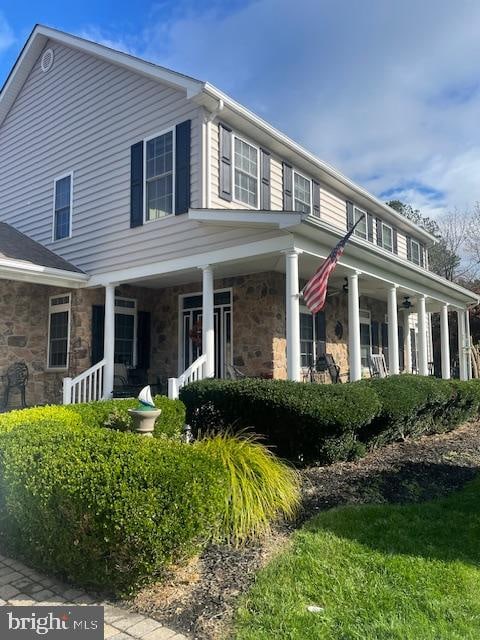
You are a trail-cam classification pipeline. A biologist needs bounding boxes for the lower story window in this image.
[114,298,137,366]
[359,309,371,369]
[300,308,326,368]
[48,294,71,368]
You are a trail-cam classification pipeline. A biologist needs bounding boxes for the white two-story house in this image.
[0,25,477,407]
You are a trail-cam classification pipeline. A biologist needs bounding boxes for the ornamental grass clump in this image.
[196,432,301,545]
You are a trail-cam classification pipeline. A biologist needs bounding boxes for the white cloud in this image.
[83,0,480,217]
[0,13,15,53]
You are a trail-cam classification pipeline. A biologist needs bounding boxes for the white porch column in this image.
[403,310,412,373]
[348,271,361,381]
[387,285,399,375]
[201,265,215,378]
[103,283,116,399]
[440,303,451,379]
[285,250,301,381]
[457,308,467,380]
[417,295,429,376]
[466,308,472,379]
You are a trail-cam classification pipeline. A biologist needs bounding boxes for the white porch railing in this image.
[63,359,106,405]
[168,354,207,399]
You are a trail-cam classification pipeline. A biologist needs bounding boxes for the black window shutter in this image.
[381,322,389,368]
[392,228,398,254]
[398,325,405,370]
[91,305,105,365]
[420,243,425,267]
[130,141,144,228]
[315,311,326,358]
[371,320,379,354]
[367,213,374,242]
[260,149,271,210]
[406,236,412,261]
[219,123,233,201]
[175,119,191,215]
[282,162,293,210]
[346,201,354,229]
[312,180,320,217]
[376,217,383,245]
[137,311,151,370]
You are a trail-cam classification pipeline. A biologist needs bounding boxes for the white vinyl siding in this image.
[0,41,203,273]
[319,184,347,229]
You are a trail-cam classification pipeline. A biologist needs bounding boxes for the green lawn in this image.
[234,477,480,640]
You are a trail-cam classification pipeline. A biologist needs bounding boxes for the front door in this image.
[180,290,232,378]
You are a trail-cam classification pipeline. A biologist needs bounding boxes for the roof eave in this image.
[0,258,89,288]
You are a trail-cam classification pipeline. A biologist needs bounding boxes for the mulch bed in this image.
[129,421,480,639]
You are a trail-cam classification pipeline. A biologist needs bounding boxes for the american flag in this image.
[302,216,364,314]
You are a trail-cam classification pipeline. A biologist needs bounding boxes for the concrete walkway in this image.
[0,553,188,640]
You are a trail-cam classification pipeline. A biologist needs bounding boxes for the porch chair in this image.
[317,353,341,384]
[225,362,247,380]
[369,354,388,378]
[2,361,29,410]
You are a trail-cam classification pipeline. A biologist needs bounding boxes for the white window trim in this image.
[293,170,312,215]
[381,222,393,252]
[354,206,368,240]
[47,293,71,371]
[143,126,176,224]
[115,297,138,367]
[232,133,260,210]
[410,238,421,265]
[177,288,233,376]
[52,171,73,242]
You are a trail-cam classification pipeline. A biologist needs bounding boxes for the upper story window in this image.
[145,129,174,221]
[381,222,393,252]
[354,206,367,239]
[53,173,72,241]
[234,136,258,207]
[410,238,421,265]
[293,172,312,214]
[48,294,71,369]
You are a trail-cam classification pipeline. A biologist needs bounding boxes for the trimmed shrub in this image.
[181,378,382,464]
[358,375,480,447]
[181,376,480,465]
[0,405,83,433]
[0,421,226,595]
[196,432,301,545]
[68,395,185,440]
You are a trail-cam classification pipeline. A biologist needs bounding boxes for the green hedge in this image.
[0,405,84,433]
[0,421,225,595]
[180,378,381,463]
[68,396,185,440]
[180,376,480,464]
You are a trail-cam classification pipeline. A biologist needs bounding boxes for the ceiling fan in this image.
[401,296,412,309]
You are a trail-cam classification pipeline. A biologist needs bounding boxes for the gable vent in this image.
[40,48,54,73]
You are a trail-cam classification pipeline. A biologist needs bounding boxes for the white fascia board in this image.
[0,259,89,288]
[0,25,204,128]
[88,235,294,287]
[295,230,479,308]
[195,84,437,245]
[188,209,305,229]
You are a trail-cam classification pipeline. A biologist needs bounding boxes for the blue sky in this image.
[1,0,480,219]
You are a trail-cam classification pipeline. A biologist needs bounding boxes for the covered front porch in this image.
[62,237,476,404]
